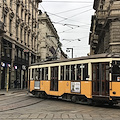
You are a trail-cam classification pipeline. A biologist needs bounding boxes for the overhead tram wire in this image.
[51,5,92,14]
[39,3,91,41]
[57,8,93,23]
[58,25,90,33]
[47,9,93,24]
[39,4,93,24]
[40,4,46,12]
[61,36,89,46]
[52,22,90,27]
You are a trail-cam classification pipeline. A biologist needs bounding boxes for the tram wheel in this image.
[71,96,78,103]
[35,92,40,98]
[87,99,94,105]
[108,102,114,106]
[39,92,47,99]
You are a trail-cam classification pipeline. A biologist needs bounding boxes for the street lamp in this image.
[66,48,73,58]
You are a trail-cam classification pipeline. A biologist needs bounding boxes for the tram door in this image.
[92,63,109,96]
[50,66,58,91]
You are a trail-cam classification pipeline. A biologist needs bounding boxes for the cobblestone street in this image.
[0,90,120,120]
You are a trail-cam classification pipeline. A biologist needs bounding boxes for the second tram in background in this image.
[28,53,120,105]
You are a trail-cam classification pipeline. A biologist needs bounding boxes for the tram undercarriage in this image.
[30,89,120,106]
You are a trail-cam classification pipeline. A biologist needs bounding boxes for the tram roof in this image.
[31,53,120,66]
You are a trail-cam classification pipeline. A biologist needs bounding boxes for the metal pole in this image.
[6,66,9,92]
[0,36,2,89]
[71,48,73,58]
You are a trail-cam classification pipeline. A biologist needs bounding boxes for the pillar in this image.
[29,52,31,65]
[10,43,15,88]
[0,36,2,89]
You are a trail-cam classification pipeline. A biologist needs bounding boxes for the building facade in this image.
[89,0,120,55]
[37,12,67,61]
[0,0,42,89]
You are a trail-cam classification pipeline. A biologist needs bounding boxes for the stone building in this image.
[37,12,67,61]
[0,0,42,89]
[89,0,120,55]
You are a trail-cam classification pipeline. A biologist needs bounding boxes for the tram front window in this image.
[112,61,120,81]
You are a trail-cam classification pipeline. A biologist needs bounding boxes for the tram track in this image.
[0,96,32,106]
[0,92,27,101]
[0,93,45,112]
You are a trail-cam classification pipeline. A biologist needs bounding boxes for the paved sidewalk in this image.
[0,112,120,120]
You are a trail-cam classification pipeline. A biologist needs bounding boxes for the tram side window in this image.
[61,66,64,80]
[32,69,34,80]
[92,64,99,81]
[112,61,120,81]
[38,68,42,80]
[102,63,109,81]
[77,64,81,80]
[66,65,70,80]
[83,64,88,80]
[71,65,75,80]
[35,68,38,80]
[42,68,44,80]
[45,67,48,80]
[29,69,30,81]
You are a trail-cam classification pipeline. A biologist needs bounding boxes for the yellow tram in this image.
[28,53,120,105]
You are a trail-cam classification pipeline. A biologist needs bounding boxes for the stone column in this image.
[10,43,15,88]
[35,54,37,63]
[28,52,31,89]
[29,52,31,65]
[0,36,2,89]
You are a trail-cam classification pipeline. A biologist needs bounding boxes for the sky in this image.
[39,0,95,58]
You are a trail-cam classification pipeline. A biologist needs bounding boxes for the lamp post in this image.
[66,48,73,58]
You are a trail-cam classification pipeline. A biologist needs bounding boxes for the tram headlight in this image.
[113,91,116,95]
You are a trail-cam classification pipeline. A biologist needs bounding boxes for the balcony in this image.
[96,10,108,19]
[21,1,24,8]
[93,34,98,40]
[24,24,29,30]
[93,40,98,44]
[16,16,21,25]
[91,45,97,50]
[9,9,15,19]
[20,20,25,28]
[0,21,6,33]
[3,6,9,14]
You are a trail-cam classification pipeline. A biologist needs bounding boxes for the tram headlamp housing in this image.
[113,91,116,95]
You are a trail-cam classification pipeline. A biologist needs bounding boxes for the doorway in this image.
[92,63,109,96]
[50,66,58,91]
